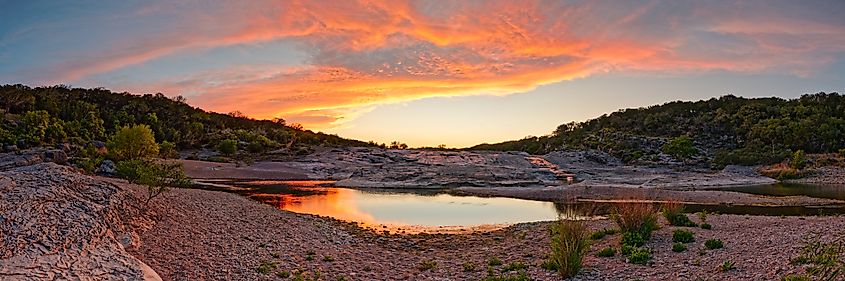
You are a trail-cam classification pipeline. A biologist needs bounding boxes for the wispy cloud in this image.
[12,0,845,128]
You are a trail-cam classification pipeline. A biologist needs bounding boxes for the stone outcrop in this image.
[0,163,160,280]
[0,149,68,171]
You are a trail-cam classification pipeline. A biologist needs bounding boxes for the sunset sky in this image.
[1,1,844,147]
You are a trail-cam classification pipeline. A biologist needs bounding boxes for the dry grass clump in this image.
[612,202,659,236]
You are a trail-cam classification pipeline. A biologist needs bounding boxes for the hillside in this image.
[0,84,372,153]
[472,93,845,167]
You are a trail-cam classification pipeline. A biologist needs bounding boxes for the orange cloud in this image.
[47,0,845,128]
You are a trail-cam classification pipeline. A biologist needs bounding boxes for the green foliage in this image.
[620,245,635,256]
[548,219,590,278]
[621,231,647,248]
[488,257,503,266]
[462,262,476,272]
[107,125,159,161]
[321,255,334,262]
[590,228,617,240]
[417,260,436,271]
[275,271,290,278]
[115,159,191,204]
[672,243,687,252]
[719,260,735,272]
[700,223,712,230]
[158,141,178,159]
[791,233,845,281]
[257,260,276,274]
[501,262,528,272]
[663,203,698,227]
[672,229,695,243]
[662,136,697,160]
[791,150,807,169]
[781,274,812,281]
[596,247,616,257]
[612,203,659,239]
[471,93,845,165]
[217,139,238,156]
[627,247,652,265]
[480,272,531,281]
[74,157,103,174]
[19,110,51,144]
[540,259,558,271]
[705,239,724,249]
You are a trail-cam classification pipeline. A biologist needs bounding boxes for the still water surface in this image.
[194,180,845,231]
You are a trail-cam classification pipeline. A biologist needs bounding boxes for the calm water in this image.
[194,180,562,231]
[194,180,845,231]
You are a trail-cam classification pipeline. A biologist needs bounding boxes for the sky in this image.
[1,0,844,147]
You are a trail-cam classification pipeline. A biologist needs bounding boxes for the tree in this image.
[662,136,697,161]
[20,110,51,144]
[107,124,159,161]
[217,139,238,156]
[115,159,191,205]
[790,150,807,169]
[159,141,179,159]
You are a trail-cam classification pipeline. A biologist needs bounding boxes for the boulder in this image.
[98,160,116,175]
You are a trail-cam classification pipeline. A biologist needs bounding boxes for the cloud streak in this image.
[16,0,845,128]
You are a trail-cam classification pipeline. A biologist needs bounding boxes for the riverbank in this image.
[126,181,841,280]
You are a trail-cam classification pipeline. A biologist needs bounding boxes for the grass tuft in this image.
[596,247,616,257]
[705,239,724,249]
[672,243,687,252]
[672,229,695,243]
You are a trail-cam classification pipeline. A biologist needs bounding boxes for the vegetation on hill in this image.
[0,84,373,153]
[471,93,845,167]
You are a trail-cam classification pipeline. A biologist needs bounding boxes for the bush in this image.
[662,136,697,161]
[116,159,191,204]
[257,260,276,274]
[621,231,647,247]
[760,163,803,180]
[217,139,238,156]
[488,257,503,266]
[548,219,590,278]
[418,260,436,271]
[620,245,635,256]
[590,228,617,240]
[628,247,652,265]
[672,229,695,243]
[107,124,159,161]
[663,202,697,227]
[672,243,687,252]
[700,223,712,230]
[612,203,659,238]
[705,239,724,249]
[790,150,807,169]
[159,141,178,159]
[596,247,616,257]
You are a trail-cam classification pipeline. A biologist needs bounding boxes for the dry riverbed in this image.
[126,183,841,281]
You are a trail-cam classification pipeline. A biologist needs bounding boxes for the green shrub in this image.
[672,243,687,252]
[790,150,807,169]
[663,136,697,161]
[539,259,558,271]
[663,202,697,227]
[705,239,724,249]
[276,271,290,278]
[548,219,590,278]
[673,229,695,243]
[621,231,647,247]
[257,260,276,274]
[159,141,179,159]
[107,124,159,161]
[462,262,477,272]
[501,262,527,272]
[488,257,503,266]
[628,247,652,265]
[116,159,191,204]
[700,223,712,230]
[620,245,635,256]
[590,228,617,240]
[418,260,436,271]
[217,139,238,156]
[612,203,659,237]
[596,247,616,257]
[719,260,735,272]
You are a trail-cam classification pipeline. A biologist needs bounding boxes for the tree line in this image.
[471,93,845,167]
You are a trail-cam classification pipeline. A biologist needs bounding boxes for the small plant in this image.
[257,260,276,274]
[673,229,695,243]
[322,255,334,262]
[700,223,712,230]
[488,257,503,266]
[418,259,437,271]
[718,260,735,272]
[790,150,807,169]
[705,239,724,249]
[548,217,590,278]
[663,202,698,227]
[791,233,845,280]
[540,259,558,271]
[697,211,708,224]
[672,243,687,252]
[596,247,616,257]
[276,271,290,278]
[612,202,659,237]
[620,245,635,256]
[590,228,617,240]
[781,274,812,281]
[463,262,477,272]
[501,262,528,272]
[628,247,652,265]
[621,231,647,247]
